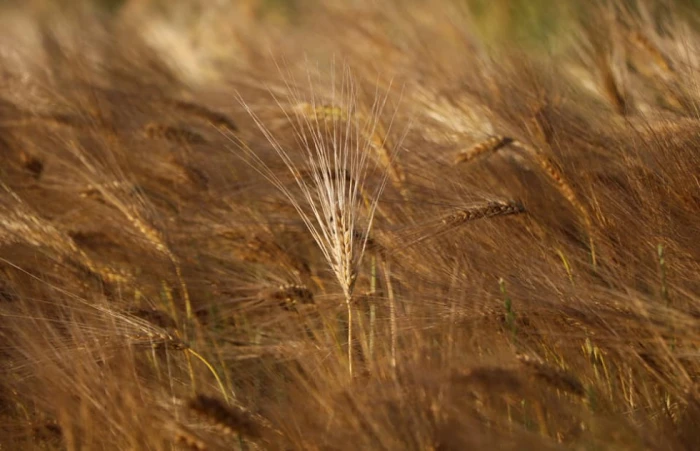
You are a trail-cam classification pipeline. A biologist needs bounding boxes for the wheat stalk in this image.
[0,184,130,284]
[517,144,597,267]
[454,137,596,266]
[67,146,197,325]
[229,68,392,376]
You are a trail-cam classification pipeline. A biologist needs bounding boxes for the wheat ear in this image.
[294,101,406,196]
[230,71,391,377]
[629,30,671,74]
[441,200,525,227]
[454,135,514,164]
[188,394,264,440]
[399,199,525,249]
[515,143,597,267]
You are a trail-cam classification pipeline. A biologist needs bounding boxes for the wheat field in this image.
[1,1,700,449]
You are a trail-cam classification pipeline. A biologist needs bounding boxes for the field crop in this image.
[1,1,700,449]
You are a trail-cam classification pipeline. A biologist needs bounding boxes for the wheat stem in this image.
[187,349,230,404]
[383,260,397,370]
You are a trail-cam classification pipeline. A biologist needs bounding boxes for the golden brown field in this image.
[1,1,700,449]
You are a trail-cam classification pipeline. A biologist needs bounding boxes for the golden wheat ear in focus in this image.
[1,1,700,450]
[229,66,400,377]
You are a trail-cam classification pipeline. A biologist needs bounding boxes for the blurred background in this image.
[39,0,700,52]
